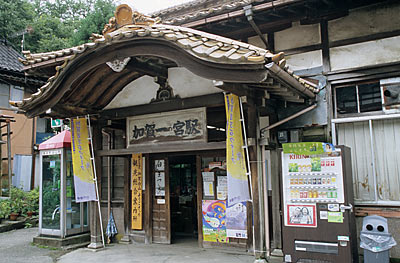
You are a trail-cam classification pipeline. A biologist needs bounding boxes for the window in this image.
[0,82,24,109]
[334,81,382,116]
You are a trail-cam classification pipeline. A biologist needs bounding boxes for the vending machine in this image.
[280,143,358,263]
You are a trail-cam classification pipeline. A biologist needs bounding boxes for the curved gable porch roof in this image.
[12,23,317,118]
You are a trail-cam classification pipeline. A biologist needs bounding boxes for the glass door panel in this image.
[42,154,61,230]
[65,150,89,235]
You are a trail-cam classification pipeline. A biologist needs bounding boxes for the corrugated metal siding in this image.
[337,118,400,203]
[372,119,400,201]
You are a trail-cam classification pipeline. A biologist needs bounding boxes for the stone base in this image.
[87,241,104,250]
[119,234,131,244]
[33,233,90,250]
[271,249,284,257]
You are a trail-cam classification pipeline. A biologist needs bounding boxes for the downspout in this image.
[102,129,112,222]
[244,5,269,49]
[261,104,318,132]
[266,62,316,99]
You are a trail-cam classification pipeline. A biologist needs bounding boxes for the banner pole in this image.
[86,114,105,248]
[238,96,255,256]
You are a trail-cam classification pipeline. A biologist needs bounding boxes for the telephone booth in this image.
[38,130,89,238]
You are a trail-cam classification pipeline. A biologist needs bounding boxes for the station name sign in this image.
[127,107,207,147]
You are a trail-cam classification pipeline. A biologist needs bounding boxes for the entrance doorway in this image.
[169,155,197,243]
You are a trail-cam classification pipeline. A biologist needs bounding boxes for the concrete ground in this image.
[0,227,65,263]
[0,227,282,263]
[58,237,262,263]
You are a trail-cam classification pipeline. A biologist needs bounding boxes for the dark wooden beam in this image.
[83,69,133,107]
[96,141,226,156]
[126,58,169,78]
[93,72,142,109]
[320,20,331,72]
[101,93,225,119]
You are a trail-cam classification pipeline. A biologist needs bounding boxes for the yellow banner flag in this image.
[71,118,96,202]
[225,94,249,205]
[131,153,143,230]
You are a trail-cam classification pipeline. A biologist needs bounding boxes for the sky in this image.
[119,0,194,14]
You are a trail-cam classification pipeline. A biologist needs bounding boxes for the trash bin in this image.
[360,215,397,263]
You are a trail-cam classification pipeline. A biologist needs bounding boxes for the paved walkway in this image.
[58,237,256,263]
[0,227,282,263]
[0,227,62,263]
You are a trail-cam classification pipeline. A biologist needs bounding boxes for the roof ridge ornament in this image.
[106,57,131,72]
[102,4,161,35]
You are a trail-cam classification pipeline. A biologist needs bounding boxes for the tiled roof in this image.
[0,41,23,72]
[152,0,266,25]
[21,24,275,67]
[13,23,318,110]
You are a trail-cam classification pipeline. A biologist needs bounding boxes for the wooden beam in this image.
[320,20,331,73]
[101,93,225,119]
[83,69,133,106]
[96,141,226,156]
[213,81,249,97]
[93,72,142,109]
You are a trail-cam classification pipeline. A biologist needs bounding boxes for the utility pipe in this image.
[265,62,316,99]
[261,104,317,131]
[244,5,269,49]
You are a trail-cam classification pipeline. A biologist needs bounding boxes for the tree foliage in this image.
[0,0,116,53]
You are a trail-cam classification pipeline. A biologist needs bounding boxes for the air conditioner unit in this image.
[381,77,400,113]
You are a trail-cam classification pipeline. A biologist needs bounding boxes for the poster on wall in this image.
[155,171,165,196]
[226,202,247,238]
[71,118,96,202]
[225,94,250,206]
[286,204,317,227]
[202,200,228,243]
[131,153,143,230]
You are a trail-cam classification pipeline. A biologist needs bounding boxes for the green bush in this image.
[0,199,11,219]
[0,187,40,218]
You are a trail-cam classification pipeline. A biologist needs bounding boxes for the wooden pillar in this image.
[270,149,282,251]
[321,19,333,142]
[144,154,152,244]
[88,123,103,249]
[121,156,131,243]
[247,104,263,258]
[196,155,203,248]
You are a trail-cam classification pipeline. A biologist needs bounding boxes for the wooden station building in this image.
[12,4,318,257]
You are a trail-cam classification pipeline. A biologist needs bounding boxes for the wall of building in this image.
[104,67,221,110]
[0,110,33,176]
[248,2,400,258]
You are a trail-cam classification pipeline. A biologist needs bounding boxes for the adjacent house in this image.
[0,40,47,193]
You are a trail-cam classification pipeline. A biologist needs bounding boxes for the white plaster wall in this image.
[285,50,323,71]
[330,36,400,71]
[275,21,321,51]
[104,68,222,110]
[248,34,268,49]
[329,3,400,42]
[104,75,159,109]
[168,67,221,98]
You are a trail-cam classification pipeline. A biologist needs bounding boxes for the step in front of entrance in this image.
[33,232,90,249]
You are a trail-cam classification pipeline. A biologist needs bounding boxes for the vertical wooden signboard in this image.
[131,153,143,230]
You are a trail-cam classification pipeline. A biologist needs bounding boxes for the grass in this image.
[31,242,60,250]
